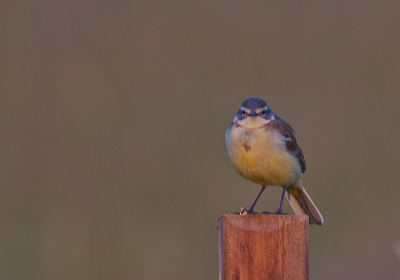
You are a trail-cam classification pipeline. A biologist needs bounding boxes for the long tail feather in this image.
[285,182,324,225]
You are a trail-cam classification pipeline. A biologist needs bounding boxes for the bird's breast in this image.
[225,126,301,186]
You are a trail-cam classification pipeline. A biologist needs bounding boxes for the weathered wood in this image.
[218,214,309,280]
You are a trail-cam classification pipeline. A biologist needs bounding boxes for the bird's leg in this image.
[274,186,288,215]
[249,185,266,212]
[240,185,266,214]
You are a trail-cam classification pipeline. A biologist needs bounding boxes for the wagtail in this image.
[225,97,323,225]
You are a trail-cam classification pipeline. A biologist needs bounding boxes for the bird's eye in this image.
[241,109,245,115]
[262,109,266,114]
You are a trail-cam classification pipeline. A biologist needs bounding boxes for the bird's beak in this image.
[250,110,257,117]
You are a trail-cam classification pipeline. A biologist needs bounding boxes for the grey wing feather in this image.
[268,117,306,173]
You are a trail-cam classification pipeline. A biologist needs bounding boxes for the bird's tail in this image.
[285,181,324,225]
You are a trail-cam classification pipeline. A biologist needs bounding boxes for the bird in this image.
[225,97,323,225]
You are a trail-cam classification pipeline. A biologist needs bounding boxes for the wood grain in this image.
[218,214,309,280]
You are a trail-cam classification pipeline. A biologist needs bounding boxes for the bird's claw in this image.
[239,207,258,215]
[261,210,288,215]
[274,210,289,215]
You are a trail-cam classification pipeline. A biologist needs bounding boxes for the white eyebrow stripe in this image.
[240,107,251,113]
[255,105,269,114]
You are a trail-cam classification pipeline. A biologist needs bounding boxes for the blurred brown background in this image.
[1,1,400,279]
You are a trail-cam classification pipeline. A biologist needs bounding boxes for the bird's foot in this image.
[239,207,258,215]
[261,210,288,215]
[274,209,289,215]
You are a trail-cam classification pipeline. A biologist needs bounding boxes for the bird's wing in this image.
[267,117,306,173]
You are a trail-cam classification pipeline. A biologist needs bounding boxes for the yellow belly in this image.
[225,126,301,187]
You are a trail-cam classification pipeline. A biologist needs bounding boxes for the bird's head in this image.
[232,97,275,129]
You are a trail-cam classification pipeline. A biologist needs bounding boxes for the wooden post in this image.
[218,214,309,280]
